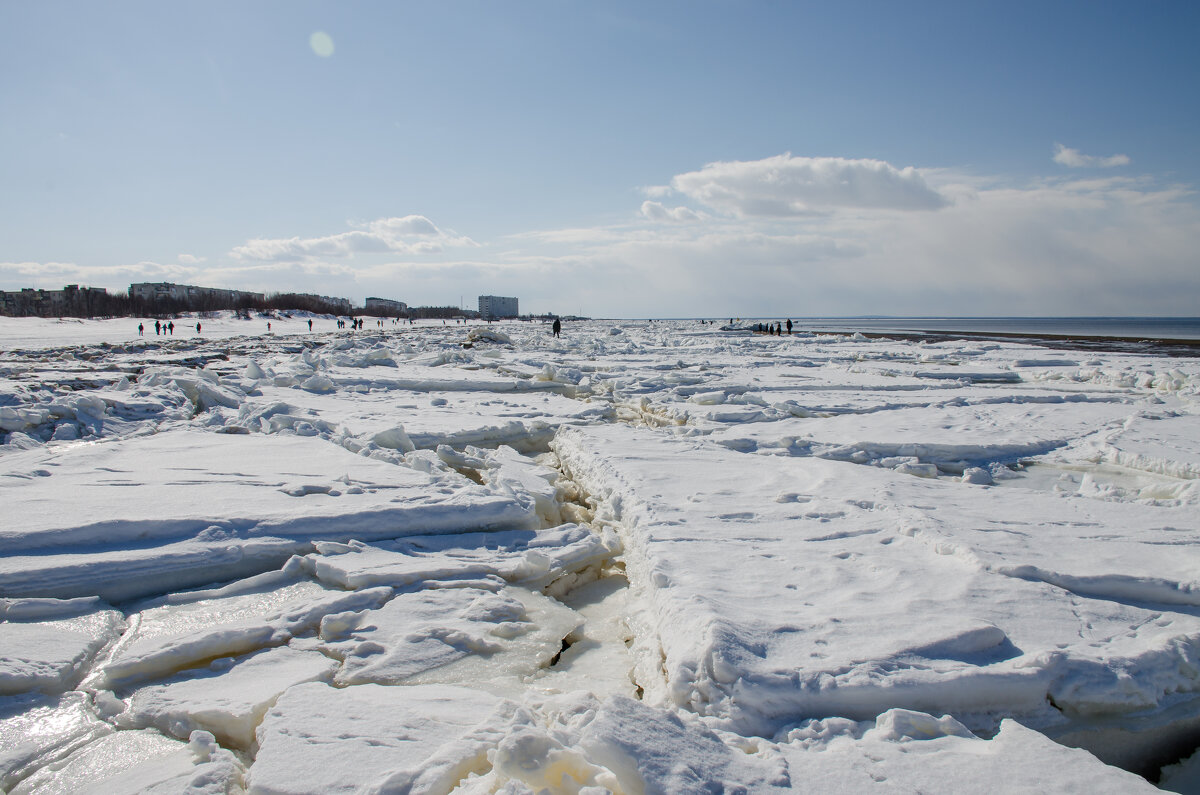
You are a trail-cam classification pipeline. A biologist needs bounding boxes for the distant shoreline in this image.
[803,327,1200,358]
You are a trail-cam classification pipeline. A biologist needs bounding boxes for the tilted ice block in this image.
[118,645,338,750]
[0,692,111,791]
[307,524,616,592]
[482,445,564,526]
[9,729,244,795]
[325,585,580,695]
[0,598,123,696]
[529,575,638,700]
[1097,411,1200,480]
[95,572,391,688]
[0,430,536,600]
[249,682,507,794]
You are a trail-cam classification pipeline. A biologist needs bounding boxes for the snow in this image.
[248,682,505,794]
[116,646,338,749]
[1,314,1199,790]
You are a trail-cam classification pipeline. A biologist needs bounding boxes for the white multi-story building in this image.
[364,297,408,314]
[478,295,518,319]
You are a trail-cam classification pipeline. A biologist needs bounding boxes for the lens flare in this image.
[309,31,335,57]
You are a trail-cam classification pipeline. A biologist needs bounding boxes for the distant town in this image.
[0,283,560,322]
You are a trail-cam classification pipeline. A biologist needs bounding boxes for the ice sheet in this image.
[3,315,1198,789]
[554,423,1200,741]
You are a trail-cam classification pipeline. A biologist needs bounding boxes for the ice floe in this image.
[1,314,1198,790]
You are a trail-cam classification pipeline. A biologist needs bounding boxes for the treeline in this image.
[399,306,481,319]
[4,290,513,320]
[122,292,349,318]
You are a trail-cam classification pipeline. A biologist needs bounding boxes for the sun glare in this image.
[309,31,335,57]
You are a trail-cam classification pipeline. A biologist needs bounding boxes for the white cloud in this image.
[1053,143,1131,168]
[640,184,674,199]
[640,201,705,223]
[484,165,1200,317]
[669,153,949,217]
[230,215,477,263]
[0,260,200,290]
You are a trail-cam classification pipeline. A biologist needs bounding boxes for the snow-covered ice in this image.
[1,314,1198,791]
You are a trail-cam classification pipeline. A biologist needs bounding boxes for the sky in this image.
[2,1,1199,318]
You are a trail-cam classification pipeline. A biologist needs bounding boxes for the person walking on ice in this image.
[552,318,561,337]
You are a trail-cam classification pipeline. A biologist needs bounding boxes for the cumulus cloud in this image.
[230,215,476,263]
[1053,143,1130,168]
[668,153,949,217]
[492,165,1200,317]
[640,184,674,199]
[0,260,200,290]
[640,201,705,223]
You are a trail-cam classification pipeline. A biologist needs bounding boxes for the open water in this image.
[761,317,1200,341]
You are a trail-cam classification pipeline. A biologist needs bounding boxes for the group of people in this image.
[136,315,568,339]
[141,320,175,336]
[753,319,793,335]
[137,320,200,336]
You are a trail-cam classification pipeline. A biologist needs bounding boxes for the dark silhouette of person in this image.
[138,323,144,336]
[308,319,313,331]
[169,321,174,335]
[195,322,201,334]
[154,320,161,335]
[776,322,782,335]
[552,318,561,337]
[786,318,793,334]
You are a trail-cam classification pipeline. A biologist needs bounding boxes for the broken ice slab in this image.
[92,567,391,689]
[529,574,638,700]
[1095,410,1200,480]
[0,692,110,791]
[305,523,618,592]
[772,709,1158,792]
[248,682,506,794]
[8,729,244,795]
[553,424,1200,747]
[240,385,611,453]
[116,645,338,750]
[0,598,123,696]
[707,398,1137,471]
[323,585,580,695]
[0,430,536,601]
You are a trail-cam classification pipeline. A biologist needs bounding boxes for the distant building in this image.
[478,295,518,320]
[0,285,109,317]
[129,282,264,306]
[364,297,408,314]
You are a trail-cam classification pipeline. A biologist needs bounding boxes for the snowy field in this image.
[2,313,1199,793]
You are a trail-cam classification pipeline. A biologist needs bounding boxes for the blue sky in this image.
[3,1,1199,317]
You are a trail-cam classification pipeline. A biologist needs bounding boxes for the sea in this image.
[741,317,1200,341]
